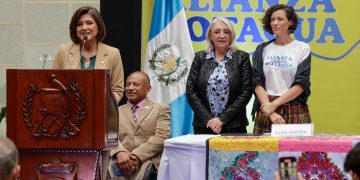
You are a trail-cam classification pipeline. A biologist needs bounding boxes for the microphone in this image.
[80,36,87,58]
[80,36,88,68]
[82,36,88,43]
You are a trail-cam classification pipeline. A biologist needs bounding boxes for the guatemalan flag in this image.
[144,0,194,137]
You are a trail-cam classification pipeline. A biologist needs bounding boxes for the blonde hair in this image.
[206,17,238,52]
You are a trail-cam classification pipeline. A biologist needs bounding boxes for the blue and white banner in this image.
[144,0,194,137]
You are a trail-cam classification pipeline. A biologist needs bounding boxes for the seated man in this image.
[344,142,360,180]
[0,137,21,180]
[108,71,171,180]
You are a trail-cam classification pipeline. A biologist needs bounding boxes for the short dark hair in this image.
[344,142,360,176]
[0,137,18,178]
[129,71,151,84]
[69,6,106,43]
[261,4,298,35]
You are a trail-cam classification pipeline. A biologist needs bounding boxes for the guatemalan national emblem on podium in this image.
[6,69,119,179]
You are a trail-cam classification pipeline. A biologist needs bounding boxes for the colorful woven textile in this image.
[206,135,360,180]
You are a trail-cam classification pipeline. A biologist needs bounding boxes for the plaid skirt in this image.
[253,96,311,133]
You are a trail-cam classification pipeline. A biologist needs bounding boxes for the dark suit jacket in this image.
[186,50,253,129]
[109,99,171,169]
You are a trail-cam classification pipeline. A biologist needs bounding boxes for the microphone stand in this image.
[80,36,88,68]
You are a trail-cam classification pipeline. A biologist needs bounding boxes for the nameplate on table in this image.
[271,123,314,137]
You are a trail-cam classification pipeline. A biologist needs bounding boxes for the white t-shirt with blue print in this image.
[263,40,310,96]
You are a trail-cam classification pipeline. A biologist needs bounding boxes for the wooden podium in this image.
[6,69,119,180]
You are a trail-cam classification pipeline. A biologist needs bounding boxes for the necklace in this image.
[84,58,90,69]
[80,43,97,69]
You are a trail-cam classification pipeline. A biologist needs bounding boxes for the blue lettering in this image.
[294,18,316,43]
[287,0,306,12]
[188,0,209,11]
[266,61,293,69]
[317,18,345,43]
[211,16,238,25]
[186,0,337,13]
[268,55,293,62]
[223,16,238,24]
[308,0,336,13]
[255,0,279,12]
[264,31,275,41]
[236,17,263,42]
[187,16,209,42]
[211,0,223,12]
[226,0,252,12]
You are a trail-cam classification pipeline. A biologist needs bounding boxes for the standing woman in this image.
[186,17,252,134]
[252,4,312,133]
[52,6,124,103]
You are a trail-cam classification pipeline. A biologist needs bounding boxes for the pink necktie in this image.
[131,105,139,123]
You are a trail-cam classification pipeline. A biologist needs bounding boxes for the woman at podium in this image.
[52,6,124,103]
